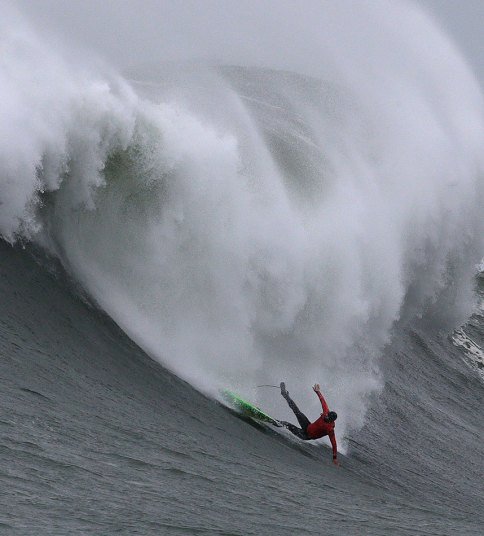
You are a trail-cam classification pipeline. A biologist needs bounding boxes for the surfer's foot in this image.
[280,382,289,398]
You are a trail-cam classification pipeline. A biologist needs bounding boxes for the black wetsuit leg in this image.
[281,393,311,440]
[279,421,309,440]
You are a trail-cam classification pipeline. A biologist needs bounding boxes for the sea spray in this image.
[1,2,483,449]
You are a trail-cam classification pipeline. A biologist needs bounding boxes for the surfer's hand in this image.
[313,384,320,393]
[332,458,339,466]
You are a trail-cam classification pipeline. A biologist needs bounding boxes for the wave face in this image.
[1,1,484,449]
[1,241,482,535]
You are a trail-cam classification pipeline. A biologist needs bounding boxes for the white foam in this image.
[451,329,484,380]
[1,2,484,444]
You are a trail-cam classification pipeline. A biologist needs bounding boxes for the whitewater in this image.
[1,1,483,534]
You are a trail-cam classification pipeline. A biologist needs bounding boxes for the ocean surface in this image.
[1,241,483,536]
[1,2,484,534]
[1,225,483,536]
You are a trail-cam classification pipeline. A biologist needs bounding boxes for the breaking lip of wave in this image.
[1,1,484,447]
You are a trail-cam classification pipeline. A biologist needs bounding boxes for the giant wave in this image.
[1,0,483,460]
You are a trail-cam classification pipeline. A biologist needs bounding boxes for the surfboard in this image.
[221,389,281,426]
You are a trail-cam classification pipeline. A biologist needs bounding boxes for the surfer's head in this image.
[324,411,337,423]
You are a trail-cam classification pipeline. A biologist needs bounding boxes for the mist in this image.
[2,0,484,449]
[11,1,484,84]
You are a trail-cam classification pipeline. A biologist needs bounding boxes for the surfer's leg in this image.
[282,392,311,431]
[279,421,309,440]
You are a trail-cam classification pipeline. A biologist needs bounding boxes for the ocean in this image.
[1,2,483,534]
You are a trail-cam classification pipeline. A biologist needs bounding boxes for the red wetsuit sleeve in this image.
[329,431,337,459]
[316,391,329,415]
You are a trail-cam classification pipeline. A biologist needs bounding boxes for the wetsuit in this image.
[280,391,337,459]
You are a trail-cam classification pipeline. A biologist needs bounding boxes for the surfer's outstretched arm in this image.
[329,431,339,465]
[312,383,329,415]
[312,384,339,465]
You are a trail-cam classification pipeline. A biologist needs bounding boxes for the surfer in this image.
[279,382,339,465]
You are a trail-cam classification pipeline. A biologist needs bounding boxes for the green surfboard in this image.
[222,389,281,426]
